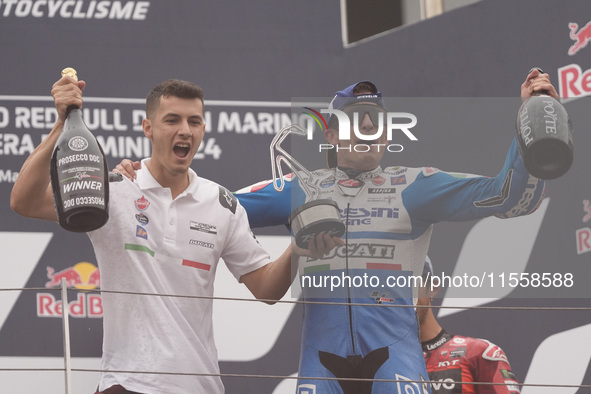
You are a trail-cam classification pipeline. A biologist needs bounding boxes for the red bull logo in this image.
[45,262,101,289]
[575,201,591,255]
[559,21,591,99]
[558,63,591,99]
[568,21,591,56]
[583,200,591,223]
[37,262,102,318]
[576,227,591,255]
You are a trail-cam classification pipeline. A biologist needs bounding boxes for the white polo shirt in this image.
[88,159,270,394]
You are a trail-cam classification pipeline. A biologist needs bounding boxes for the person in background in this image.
[419,257,520,394]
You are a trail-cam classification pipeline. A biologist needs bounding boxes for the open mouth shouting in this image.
[173,142,191,159]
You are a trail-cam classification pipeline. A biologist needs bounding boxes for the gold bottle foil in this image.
[61,67,78,81]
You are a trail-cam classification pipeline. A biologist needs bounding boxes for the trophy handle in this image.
[270,124,319,199]
[270,124,345,248]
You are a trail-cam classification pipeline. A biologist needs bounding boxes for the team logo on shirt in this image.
[136,225,148,240]
[449,348,466,358]
[368,188,396,194]
[501,369,518,380]
[384,166,407,175]
[340,207,399,226]
[320,177,335,188]
[219,187,237,214]
[297,384,316,394]
[307,242,395,261]
[482,341,509,363]
[338,179,362,188]
[135,213,149,225]
[390,175,406,185]
[190,221,217,234]
[189,239,214,249]
[371,175,385,185]
[134,195,150,211]
[500,369,520,393]
[370,291,395,304]
[428,370,461,392]
[425,336,449,352]
[367,195,397,205]
[422,167,440,177]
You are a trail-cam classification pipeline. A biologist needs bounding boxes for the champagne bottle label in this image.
[50,68,109,232]
[516,95,574,180]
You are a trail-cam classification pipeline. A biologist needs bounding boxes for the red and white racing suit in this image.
[423,330,520,393]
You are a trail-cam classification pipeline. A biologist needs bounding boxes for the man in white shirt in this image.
[10,75,341,393]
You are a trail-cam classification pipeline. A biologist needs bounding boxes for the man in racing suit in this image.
[114,70,557,394]
[419,257,520,393]
[233,71,556,394]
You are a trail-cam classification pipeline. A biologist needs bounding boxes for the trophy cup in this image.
[270,124,345,248]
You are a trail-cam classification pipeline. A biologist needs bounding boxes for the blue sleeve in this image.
[404,138,545,226]
[234,177,306,229]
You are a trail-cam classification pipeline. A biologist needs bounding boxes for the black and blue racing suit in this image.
[235,138,544,394]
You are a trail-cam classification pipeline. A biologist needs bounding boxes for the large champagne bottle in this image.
[50,67,109,232]
[516,68,574,180]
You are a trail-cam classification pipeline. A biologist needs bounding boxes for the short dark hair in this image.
[352,81,378,95]
[146,79,204,119]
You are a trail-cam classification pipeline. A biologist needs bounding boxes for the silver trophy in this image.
[271,124,345,248]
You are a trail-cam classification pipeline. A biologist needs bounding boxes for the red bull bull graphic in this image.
[45,261,101,289]
[37,262,102,318]
[568,21,591,56]
[577,200,591,255]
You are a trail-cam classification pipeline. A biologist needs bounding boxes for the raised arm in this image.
[402,69,561,227]
[241,233,344,303]
[10,74,86,220]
